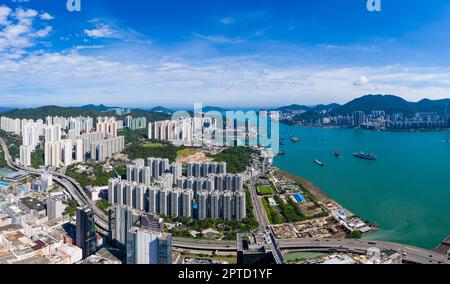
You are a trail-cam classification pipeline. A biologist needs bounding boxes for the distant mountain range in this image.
[2,105,170,122]
[149,106,174,114]
[78,104,115,112]
[275,103,341,113]
[331,95,450,115]
[0,107,12,113]
[277,95,450,121]
[2,95,449,122]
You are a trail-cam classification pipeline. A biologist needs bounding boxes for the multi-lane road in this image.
[249,180,270,232]
[0,137,109,234]
[279,238,450,264]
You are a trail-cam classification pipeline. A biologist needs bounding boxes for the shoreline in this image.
[272,166,379,232]
[280,121,450,133]
[274,167,333,204]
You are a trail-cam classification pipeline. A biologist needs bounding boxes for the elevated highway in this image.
[279,238,450,264]
[0,137,109,234]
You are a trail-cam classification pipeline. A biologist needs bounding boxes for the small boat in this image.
[314,159,325,166]
[277,151,286,156]
[291,137,301,143]
[353,152,377,161]
[334,151,342,158]
[280,142,286,146]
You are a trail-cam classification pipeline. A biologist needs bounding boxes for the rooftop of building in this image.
[237,233,271,253]
[128,226,172,241]
[20,197,46,212]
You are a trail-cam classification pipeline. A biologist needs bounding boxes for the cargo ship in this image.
[314,159,325,166]
[353,152,377,161]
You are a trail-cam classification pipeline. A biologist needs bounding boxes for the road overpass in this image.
[0,137,109,234]
[172,238,237,252]
[279,238,450,264]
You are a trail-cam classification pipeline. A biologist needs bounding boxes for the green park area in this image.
[96,200,112,214]
[177,148,197,158]
[66,164,117,188]
[180,252,237,264]
[119,128,147,145]
[124,140,183,163]
[31,147,44,168]
[63,198,78,217]
[0,148,6,168]
[262,195,326,225]
[284,252,328,263]
[257,185,275,196]
[208,146,255,174]
[0,130,20,160]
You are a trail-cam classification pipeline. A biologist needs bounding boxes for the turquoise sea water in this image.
[274,123,450,249]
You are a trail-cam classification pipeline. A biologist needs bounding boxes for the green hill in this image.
[3,105,171,122]
[4,106,116,120]
[276,104,311,112]
[331,95,415,115]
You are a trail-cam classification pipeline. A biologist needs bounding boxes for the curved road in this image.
[279,239,450,264]
[0,137,109,234]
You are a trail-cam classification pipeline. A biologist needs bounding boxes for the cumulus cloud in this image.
[0,5,53,55]
[1,47,450,107]
[353,75,370,86]
[1,3,449,107]
[39,12,54,21]
[84,25,117,39]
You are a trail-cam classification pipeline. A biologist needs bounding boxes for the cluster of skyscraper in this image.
[352,110,450,130]
[1,117,44,166]
[148,114,259,147]
[1,115,125,168]
[108,159,246,221]
[124,115,147,131]
[293,110,450,130]
[108,205,172,264]
[44,116,124,167]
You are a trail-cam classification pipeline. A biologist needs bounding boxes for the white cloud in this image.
[84,25,117,39]
[193,33,244,44]
[39,12,54,21]
[0,5,52,55]
[353,75,370,86]
[1,48,450,107]
[220,17,235,25]
[0,6,12,26]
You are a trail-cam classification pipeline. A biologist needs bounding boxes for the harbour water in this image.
[274,123,450,249]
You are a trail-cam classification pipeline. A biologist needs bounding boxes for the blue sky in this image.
[1,0,450,108]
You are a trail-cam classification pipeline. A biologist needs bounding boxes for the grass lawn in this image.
[284,252,328,263]
[262,197,286,224]
[257,185,275,196]
[143,142,165,148]
[177,148,197,158]
[181,252,237,264]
